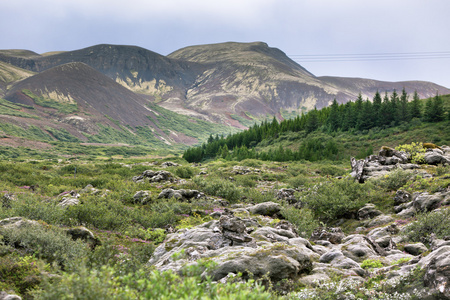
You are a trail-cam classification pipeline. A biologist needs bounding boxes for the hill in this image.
[1,42,449,128]
[0,62,235,153]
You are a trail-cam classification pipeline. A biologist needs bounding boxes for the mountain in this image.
[166,42,450,123]
[1,62,233,148]
[1,42,449,130]
[0,61,35,97]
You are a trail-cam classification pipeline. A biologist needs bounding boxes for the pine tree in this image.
[372,91,382,127]
[409,90,422,119]
[397,88,410,123]
[326,99,340,132]
[305,108,319,133]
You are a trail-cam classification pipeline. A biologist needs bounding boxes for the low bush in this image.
[192,176,241,202]
[372,168,415,191]
[401,207,450,243]
[34,266,274,300]
[0,254,42,297]
[300,177,371,221]
[280,206,318,238]
[0,223,89,268]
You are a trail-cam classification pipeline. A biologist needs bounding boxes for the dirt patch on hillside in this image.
[0,136,52,149]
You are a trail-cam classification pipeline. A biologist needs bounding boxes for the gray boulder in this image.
[419,246,450,299]
[208,244,312,282]
[133,190,152,204]
[424,150,450,165]
[161,161,180,168]
[394,190,412,205]
[0,291,21,300]
[132,170,173,183]
[310,227,345,244]
[413,192,444,212]
[148,217,314,283]
[0,217,39,229]
[247,201,281,216]
[358,203,382,220]
[65,226,100,248]
[403,243,428,256]
[157,188,203,201]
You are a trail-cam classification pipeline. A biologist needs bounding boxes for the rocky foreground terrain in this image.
[0,145,449,299]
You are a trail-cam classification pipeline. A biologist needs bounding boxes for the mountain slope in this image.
[166,42,450,124]
[1,42,449,129]
[2,62,233,148]
[0,61,35,97]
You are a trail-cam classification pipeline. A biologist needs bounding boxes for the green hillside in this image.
[183,91,450,163]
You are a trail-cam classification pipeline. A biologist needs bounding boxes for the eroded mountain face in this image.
[1,42,449,127]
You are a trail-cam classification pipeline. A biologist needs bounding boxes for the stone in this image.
[133,170,173,183]
[247,201,281,216]
[358,203,382,220]
[208,243,312,282]
[157,188,203,201]
[0,217,39,229]
[65,226,101,248]
[339,234,378,262]
[148,218,313,283]
[364,214,394,228]
[58,197,79,207]
[350,157,365,183]
[403,243,428,256]
[424,150,450,165]
[0,291,21,300]
[161,161,180,167]
[133,190,152,204]
[319,250,362,270]
[277,188,297,203]
[394,190,412,205]
[419,246,450,298]
[310,227,345,244]
[413,192,444,212]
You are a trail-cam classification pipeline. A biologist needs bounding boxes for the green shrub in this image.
[0,254,42,297]
[193,176,241,202]
[286,175,309,188]
[361,258,383,269]
[300,177,370,221]
[401,207,450,242]
[395,142,425,164]
[34,266,274,300]
[372,168,415,191]
[0,223,89,267]
[172,166,197,179]
[242,189,276,204]
[280,206,318,238]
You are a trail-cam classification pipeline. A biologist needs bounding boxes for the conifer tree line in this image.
[183,90,448,163]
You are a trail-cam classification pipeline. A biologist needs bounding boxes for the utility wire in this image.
[288,51,450,62]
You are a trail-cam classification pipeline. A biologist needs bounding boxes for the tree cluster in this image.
[183,90,447,163]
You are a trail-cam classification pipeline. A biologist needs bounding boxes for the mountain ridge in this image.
[1,42,449,129]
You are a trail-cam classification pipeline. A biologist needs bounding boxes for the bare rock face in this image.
[148,217,312,283]
[419,246,450,299]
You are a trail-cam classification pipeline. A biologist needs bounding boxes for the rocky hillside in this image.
[0,143,449,299]
[1,42,449,128]
[0,62,233,149]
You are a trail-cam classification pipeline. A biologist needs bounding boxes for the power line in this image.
[288,51,450,62]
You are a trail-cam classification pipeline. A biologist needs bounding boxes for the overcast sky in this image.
[2,0,449,88]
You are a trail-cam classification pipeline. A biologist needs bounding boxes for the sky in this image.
[1,0,450,88]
